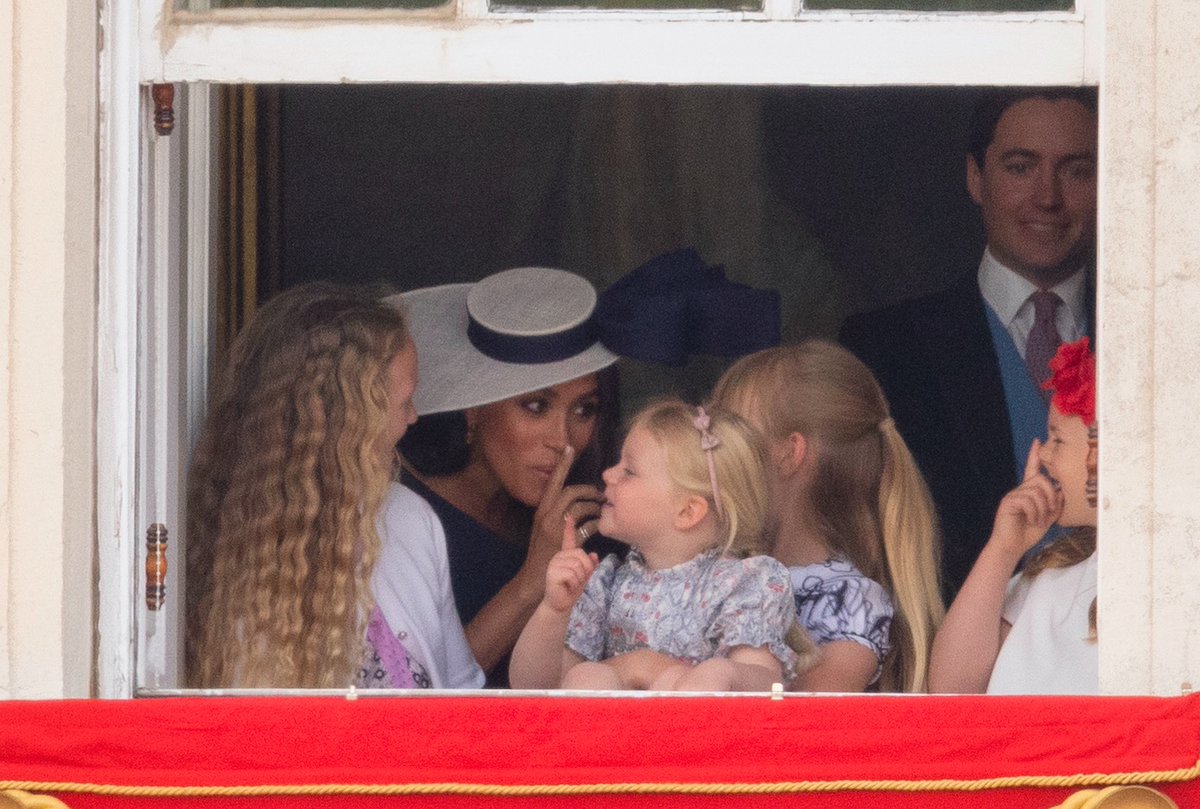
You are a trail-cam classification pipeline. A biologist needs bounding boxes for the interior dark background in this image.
[275,85,986,317]
[264,85,991,409]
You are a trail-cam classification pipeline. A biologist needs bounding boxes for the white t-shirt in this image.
[987,552,1098,695]
[371,482,485,689]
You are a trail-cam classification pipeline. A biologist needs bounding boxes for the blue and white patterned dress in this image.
[790,557,893,685]
[565,548,799,684]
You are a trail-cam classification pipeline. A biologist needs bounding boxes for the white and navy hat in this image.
[389,250,782,416]
[387,267,618,416]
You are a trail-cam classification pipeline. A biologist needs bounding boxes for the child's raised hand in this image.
[543,515,600,614]
[991,438,1063,557]
[523,445,604,592]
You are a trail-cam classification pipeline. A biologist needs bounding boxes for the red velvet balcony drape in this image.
[2,694,1198,808]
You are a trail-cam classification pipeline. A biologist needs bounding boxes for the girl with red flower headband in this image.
[929,337,1098,694]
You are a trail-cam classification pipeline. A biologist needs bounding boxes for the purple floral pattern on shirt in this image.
[357,605,430,689]
[565,548,798,683]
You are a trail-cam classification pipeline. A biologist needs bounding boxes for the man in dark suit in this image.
[840,88,1097,599]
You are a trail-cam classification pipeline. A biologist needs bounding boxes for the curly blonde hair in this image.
[185,282,410,688]
[629,399,770,557]
[711,340,945,693]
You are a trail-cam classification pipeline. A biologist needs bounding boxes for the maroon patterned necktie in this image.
[1025,290,1062,402]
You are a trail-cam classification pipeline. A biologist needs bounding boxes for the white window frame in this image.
[141,2,1101,86]
[99,0,1104,697]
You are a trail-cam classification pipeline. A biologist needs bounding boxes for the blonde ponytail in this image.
[713,340,946,693]
[876,423,945,692]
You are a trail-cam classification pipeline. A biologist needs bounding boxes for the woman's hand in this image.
[991,439,1063,559]
[544,516,599,614]
[469,445,604,676]
[519,445,604,603]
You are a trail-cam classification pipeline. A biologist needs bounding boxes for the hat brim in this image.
[387,285,619,416]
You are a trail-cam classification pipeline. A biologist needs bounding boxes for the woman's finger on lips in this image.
[1032,473,1058,497]
[1019,479,1053,515]
[536,445,576,513]
[1018,493,1049,530]
[1032,480,1056,510]
[1010,494,1035,523]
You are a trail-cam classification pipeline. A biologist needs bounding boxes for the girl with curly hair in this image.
[930,337,1097,694]
[186,282,483,689]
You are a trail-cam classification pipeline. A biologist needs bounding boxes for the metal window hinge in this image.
[146,523,168,610]
[152,83,175,136]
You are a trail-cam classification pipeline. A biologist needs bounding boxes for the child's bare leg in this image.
[561,661,623,690]
[607,649,681,689]
[671,649,782,692]
[670,658,738,691]
[648,663,694,691]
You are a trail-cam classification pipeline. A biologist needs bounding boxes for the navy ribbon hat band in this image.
[467,314,600,365]
[463,248,780,369]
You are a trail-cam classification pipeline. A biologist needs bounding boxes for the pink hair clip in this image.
[693,407,724,520]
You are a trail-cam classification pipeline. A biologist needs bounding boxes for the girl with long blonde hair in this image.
[711,340,944,693]
[186,282,481,689]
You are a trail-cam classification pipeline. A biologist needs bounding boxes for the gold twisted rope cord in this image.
[1,758,1198,799]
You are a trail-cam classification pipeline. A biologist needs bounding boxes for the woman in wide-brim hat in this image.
[391,268,617,685]
[388,251,782,685]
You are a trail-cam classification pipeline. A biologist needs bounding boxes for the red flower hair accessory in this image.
[1043,337,1095,426]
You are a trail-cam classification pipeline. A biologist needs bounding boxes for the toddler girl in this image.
[929,337,1097,694]
[509,399,807,691]
[711,341,944,692]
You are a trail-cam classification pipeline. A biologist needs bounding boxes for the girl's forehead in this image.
[1046,403,1094,434]
[623,424,652,450]
[623,423,666,457]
